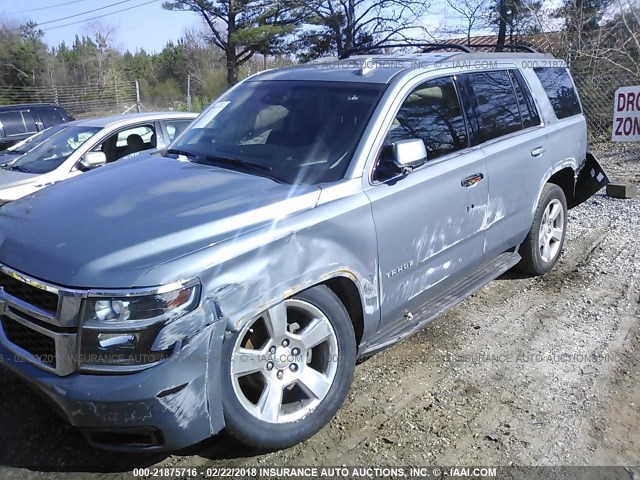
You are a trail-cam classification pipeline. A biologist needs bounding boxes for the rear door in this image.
[460,69,546,258]
[0,110,38,149]
[365,75,488,330]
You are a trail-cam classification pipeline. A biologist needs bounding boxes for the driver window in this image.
[92,124,156,163]
[375,76,468,181]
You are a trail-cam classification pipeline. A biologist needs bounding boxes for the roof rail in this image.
[338,42,538,59]
[339,43,473,59]
[461,43,538,53]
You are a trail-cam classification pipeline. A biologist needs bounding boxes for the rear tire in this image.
[221,285,356,450]
[518,183,567,275]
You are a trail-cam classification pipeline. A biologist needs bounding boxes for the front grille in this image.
[1,316,56,367]
[0,272,59,314]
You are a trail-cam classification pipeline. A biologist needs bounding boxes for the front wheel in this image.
[518,183,567,275]
[221,285,356,450]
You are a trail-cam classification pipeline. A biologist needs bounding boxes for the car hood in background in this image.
[0,156,321,288]
[0,169,40,189]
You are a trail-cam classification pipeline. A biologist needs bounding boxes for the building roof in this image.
[445,32,565,53]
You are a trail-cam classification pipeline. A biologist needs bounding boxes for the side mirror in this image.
[393,138,427,173]
[80,151,107,170]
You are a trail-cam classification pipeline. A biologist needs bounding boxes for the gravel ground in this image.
[0,143,638,478]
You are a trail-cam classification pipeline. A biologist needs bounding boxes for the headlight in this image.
[79,282,200,371]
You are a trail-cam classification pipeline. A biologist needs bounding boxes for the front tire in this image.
[518,183,567,275]
[221,285,356,450]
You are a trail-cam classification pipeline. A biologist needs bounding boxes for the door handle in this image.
[461,173,484,187]
[531,146,546,157]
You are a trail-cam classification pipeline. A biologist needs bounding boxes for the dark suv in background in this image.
[0,104,74,151]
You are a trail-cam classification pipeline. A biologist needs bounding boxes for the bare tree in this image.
[298,0,431,60]
[581,0,640,76]
[445,0,487,44]
[86,20,120,90]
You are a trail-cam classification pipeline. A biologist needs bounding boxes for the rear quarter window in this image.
[533,67,582,119]
[464,70,523,142]
[38,107,64,128]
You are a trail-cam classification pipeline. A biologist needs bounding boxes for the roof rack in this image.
[339,43,472,59]
[338,42,538,59]
[465,43,538,53]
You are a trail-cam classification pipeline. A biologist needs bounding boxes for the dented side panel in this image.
[137,178,380,346]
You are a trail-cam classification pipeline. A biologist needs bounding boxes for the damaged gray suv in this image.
[0,44,608,451]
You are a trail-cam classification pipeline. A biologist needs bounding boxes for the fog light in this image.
[98,333,136,349]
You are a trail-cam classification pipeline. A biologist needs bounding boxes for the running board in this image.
[360,252,521,357]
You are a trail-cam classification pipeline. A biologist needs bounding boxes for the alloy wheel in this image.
[230,299,339,424]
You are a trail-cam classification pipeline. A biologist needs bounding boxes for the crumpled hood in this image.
[0,155,320,288]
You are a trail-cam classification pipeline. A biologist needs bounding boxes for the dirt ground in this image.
[0,143,638,479]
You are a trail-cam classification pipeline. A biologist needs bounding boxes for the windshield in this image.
[6,125,101,174]
[2,124,69,156]
[171,80,386,184]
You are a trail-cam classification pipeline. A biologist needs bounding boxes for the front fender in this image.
[137,184,380,349]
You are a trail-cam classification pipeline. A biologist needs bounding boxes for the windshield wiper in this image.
[166,148,202,159]
[4,165,32,173]
[200,155,287,183]
[205,155,272,172]
[168,148,285,183]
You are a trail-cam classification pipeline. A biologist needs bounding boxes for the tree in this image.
[486,0,543,47]
[445,0,488,44]
[0,21,48,87]
[578,0,640,76]
[298,0,430,61]
[163,0,305,86]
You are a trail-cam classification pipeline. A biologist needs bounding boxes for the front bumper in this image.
[0,319,226,452]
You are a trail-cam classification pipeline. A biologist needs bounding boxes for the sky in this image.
[0,0,201,53]
[0,0,490,54]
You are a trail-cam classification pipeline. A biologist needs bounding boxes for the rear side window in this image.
[510,70,541,128]
[59,108,74,122]
[0,111,27,136]
[38,107,64,128]
[533,67,581,119]
[465,70,522,142]
[386,76,468,160]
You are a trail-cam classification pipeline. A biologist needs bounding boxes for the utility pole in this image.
[135,80,141,113]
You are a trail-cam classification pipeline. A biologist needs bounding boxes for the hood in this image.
[0,156,321,288]
[0,168,40,189]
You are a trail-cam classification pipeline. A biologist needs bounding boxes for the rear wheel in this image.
[221,285,356,450]
[518,183,567,275]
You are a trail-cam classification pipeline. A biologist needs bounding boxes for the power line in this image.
[6,0,92,15]
[36,0,139,26]
[41,0,160,31]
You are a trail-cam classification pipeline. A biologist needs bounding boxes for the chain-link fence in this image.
[572,69,640,143]
[0,62,638,143]
[0,80,139,119]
